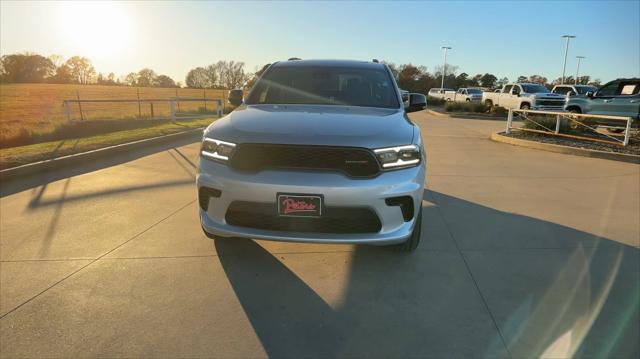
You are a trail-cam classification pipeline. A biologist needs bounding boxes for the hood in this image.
[204,104,415,148]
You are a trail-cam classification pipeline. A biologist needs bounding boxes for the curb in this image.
[0,127,205,182]
[426,109,504,121]
[426,109,448,117]
[490,132,640,164]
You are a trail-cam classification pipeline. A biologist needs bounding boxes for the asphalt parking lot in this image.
[1,111,638,358]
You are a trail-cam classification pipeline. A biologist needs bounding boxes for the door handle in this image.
[603,99,613,103]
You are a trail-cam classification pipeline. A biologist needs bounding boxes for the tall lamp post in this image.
[441,46,452,89]
[575,56,585,84]
[561,35,576,84]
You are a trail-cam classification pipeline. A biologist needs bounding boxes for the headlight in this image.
[201,138,236,161]
[374,144,421,169]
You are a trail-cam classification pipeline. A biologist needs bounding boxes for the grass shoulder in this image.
[0,118,213,170]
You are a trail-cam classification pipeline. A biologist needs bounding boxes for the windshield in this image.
[521,84,550,93]
[246,65,399,108]
[467,89,482,94]
[576,86,597,94]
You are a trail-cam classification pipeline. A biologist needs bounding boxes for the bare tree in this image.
[136,68,157,87]
[185,67,210,88]
[65,56,96,84]
[123,72,137,86]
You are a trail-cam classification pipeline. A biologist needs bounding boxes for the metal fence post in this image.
[150,102,154,119]
[76,90,84,121]
[555,114,561,134]
[137,89,142,118]
[217,99,223,117]
[203,89,207,111]
[64,101,72,124]
[175,89,180,112]
[506,109,513,134]
[170,99,176,122]
[623,118,632,146]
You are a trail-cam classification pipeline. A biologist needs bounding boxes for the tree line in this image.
[384,62,601,94]
[0,53,181,88]
[0,52,602,91]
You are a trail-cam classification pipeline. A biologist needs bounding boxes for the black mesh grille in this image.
[229,144,380,178]
[225,201,382,234]
[537,100,564,106]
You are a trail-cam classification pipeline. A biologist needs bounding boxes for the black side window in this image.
[596,82,619,97]
[512,85,521,95]
[504,85,513,93]
[554,87,568,95]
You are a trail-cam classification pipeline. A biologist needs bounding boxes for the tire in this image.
[567,108,581,130]
[393,207,422,252]
[520,103,531,110]
[607,128,625,133]
[485,100,493,107]
[466,98,471,102]
[446,98,452,102]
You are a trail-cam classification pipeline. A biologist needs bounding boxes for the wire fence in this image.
[62,89,225,123]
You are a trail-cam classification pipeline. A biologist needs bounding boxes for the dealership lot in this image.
[1,112,638,358]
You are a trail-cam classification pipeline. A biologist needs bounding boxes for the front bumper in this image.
[197,158,426,245]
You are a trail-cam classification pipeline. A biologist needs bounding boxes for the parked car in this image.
[444,88,483,103]
[551,84,598,97]
[428,88,454,100]
[199,59,427,252]
[483,83,566,111]
[564,78,639,132]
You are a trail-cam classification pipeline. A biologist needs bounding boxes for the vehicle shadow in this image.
[214,191,638,358]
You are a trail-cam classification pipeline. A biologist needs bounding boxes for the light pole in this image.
[575,56,585,84]
[561,35,576,84]
[441,46,452,89]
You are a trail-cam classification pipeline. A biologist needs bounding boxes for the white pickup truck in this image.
[483,83,566,111]
[444,88,483,103]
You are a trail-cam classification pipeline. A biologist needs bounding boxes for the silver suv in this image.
[197,59,427,251]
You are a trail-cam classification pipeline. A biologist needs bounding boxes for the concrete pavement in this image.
[1,112,638,358]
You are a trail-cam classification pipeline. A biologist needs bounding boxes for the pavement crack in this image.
[432,195,514,359]
[0,199,196,320]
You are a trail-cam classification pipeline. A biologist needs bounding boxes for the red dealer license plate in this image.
[277,194,323,217]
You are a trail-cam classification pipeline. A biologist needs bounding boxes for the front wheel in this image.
[466,98,471,102]
[607,128,625,134]
[393,207,422,252]
[485,100,493,107]
[568,108,581,130]
[520,103,531,110]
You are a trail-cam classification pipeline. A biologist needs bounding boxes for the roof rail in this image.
[288,57,301,61]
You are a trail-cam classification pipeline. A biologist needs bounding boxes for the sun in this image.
[56,1,133,59]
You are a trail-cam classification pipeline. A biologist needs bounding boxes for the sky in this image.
[1,0,639,85]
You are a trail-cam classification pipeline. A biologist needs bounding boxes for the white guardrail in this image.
[506,109,636,146]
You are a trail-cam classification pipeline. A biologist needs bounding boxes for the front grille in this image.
[225,201,382,234]
[229,144,380,178]
[537,99,565,106]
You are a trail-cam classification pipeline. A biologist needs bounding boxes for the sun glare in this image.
[56,1,133,59]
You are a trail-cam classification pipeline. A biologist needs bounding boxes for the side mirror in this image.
[405,93,427,113]
[514,93,520,97]
[585,91,594,98]
[228,89,243,107]
[567,91,575,97]
[401,92,409,103]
